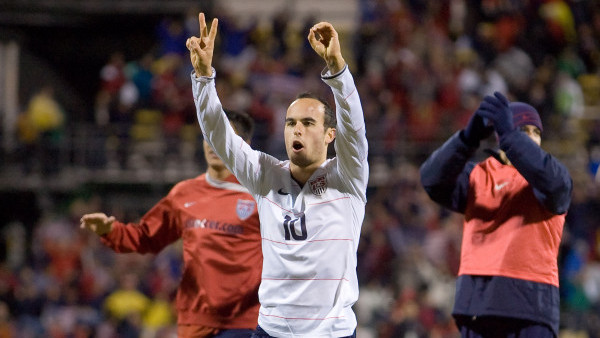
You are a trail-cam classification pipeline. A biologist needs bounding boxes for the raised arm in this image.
[419,133,476,214]
[419,102,494,213]
[502,133,572,214]
[188,13,263,194]
[310,22,368,201]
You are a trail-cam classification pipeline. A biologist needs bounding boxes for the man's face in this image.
[520,125,541,146]
[284,98,335,168]
[203,140,227,171]
[203,122,248,171]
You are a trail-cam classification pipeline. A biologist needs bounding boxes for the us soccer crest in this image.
[309,175,327,196]
[236,199,255,220]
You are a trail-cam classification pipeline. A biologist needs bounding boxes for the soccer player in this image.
[420,92,573,337]
[80,110,262,338]
[186,13,368,338]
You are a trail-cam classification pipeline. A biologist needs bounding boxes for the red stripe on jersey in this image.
[263,197,295,214]
[344,88,356,101]
[259,312,346,321]
[308,196,350,206]
[262,238,353,245]
[262,277,349,281]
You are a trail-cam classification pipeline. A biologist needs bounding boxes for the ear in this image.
[325,127,336,144]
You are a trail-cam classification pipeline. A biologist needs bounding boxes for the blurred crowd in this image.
[3,0,600,337]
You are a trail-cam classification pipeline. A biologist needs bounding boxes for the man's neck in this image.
[207,166,232,181]
[290,161,324,187]
[499,150,512,166]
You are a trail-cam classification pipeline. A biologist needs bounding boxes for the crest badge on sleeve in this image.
[309,175,327,196]
[236,199,255,220]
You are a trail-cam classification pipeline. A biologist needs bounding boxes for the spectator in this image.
[22,86,65,176]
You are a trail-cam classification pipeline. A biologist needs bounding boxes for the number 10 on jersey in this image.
[283,215,307,240]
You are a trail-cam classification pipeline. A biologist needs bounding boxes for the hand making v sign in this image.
[186,12,218,77]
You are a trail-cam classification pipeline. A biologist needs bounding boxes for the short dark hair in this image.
[224,110,255,141]
[295,92,336,130]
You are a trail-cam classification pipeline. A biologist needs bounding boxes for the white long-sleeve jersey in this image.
[191,66,368,338]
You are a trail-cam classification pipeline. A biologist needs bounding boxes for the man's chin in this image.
[208,162,227,171]
[289,155,310,168]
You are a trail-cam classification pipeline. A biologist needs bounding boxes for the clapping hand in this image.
[476,92,514,138]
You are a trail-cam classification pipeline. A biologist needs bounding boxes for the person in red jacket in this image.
[420,92,572,337]
[80,110,262,338]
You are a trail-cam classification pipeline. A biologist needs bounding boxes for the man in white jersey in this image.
[186,13,368,338]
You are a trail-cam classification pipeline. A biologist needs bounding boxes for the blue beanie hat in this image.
[510,102,543,132]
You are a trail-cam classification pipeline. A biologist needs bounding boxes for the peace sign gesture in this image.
[186,12,218,77]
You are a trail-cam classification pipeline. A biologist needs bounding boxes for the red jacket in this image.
[101,173,262,328]
[461,156,565,287]
[420,130,573,335]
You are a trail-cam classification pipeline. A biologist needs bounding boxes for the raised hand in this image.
[80,212,115,236]
[307,22,346,74]
[186,12,218,77]
[476,92,514,137]
[463,106,495,147]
